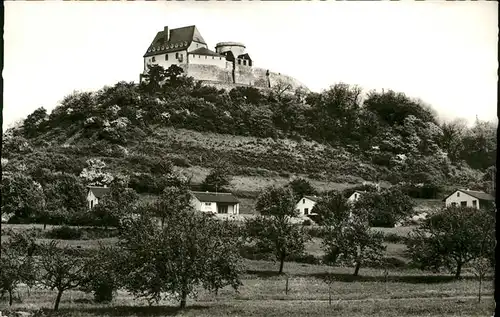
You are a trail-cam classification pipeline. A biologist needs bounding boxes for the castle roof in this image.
[144,25,207,57]
[188,47,222,57]
[238,53,252,61]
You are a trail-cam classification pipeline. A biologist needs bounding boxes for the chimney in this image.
[164,26,169,43]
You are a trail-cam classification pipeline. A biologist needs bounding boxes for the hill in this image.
[2,66,496,215]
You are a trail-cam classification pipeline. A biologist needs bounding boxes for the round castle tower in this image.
[215,42,246,57]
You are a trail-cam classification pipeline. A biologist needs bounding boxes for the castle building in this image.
[141,25,307,91]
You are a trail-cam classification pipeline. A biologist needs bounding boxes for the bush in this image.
[287,253,321,265]
[366,256,408,269]
[91,278,115,303]
[304,225,323,238]
[239,244,273,261]
[171,157,191,167]
[302,219,312,226]
[383,233,407,244]
[45,226,82,240]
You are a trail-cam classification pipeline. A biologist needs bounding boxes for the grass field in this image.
[1,260,494,316]
[1,224,494,316]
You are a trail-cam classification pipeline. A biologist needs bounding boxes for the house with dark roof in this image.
[87,186,111,209]
[347,191,364,204]
[443,189,495,210]
[190,191,240,215]
[295,195,320,216]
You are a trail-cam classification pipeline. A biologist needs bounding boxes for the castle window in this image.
[238,59,241,65]
[152,56,156,62]
[165,54,168,61]
[205,56,207,59]
[175,52,179,59]
[212,56,214,59]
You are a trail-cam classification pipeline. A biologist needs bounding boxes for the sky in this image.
[3,1,498,130]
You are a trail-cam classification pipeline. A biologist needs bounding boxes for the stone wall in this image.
[234,64,254,86]
[180,64,233,84]
[176,63,308,92]
[198,80,272,93]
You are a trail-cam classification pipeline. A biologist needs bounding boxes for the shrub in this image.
[287,253,321,265]
[239,244,273,261]
[302,219,312,226]
[45,226,82,240]
[383,233,407,244]
[171,157,191,167]
[304,225,323,238]
[366,256,407,269]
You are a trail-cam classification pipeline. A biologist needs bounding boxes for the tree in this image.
[164,65,186,87]
[0,248,25,306]
[141,64,168,94]
[354,188,414,227]
[406,207,495,279]
[23,107,48,138]
[153,184,192,228]
[286,178,317,201]
[43,173,87,216]
[0,229,38,306]
[91,184,138,229]
[1,172,46,219]
[313,192,385,276]
[82,244,122,303]
[246,186,309,274]
[201,160,232,192]
[37,241,87,311]
[79,158,114,186]
[119,210,242,308]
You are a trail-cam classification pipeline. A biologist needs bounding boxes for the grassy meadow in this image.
[0,223,495,316]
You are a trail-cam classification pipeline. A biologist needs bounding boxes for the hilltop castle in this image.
[141,25,308,91]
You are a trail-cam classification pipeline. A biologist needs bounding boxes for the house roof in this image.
[443,189,495,202]
[188,47,222,57]
[144,25,207,57]
[191,191,240,204]
[221,51,235,62]
[87,186,111,199]
[350,191,365,197]
[303,195,320,203]
[238,53,252,61]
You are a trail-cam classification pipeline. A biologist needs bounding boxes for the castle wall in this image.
[252,68,270,88]
[180,64,233,84]
[234,64,254,86]
[198,80,268,92]
[189,54,227,68]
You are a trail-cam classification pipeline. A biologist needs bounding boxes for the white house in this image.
[295,196,320,216]
[190,191,240,215]
[443,189,495,210]
[87,186,111,209]
[347,191,364,204]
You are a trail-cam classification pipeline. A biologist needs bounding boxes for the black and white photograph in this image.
[1,1,497,316]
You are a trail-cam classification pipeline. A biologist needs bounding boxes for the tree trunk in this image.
[161,217,165,229]
[278,254,285,275]
[43,223,47,230]
[455,262,463,279]
[478,274,482,303]
[9,289,13,306]
[54,290,63,311]
[179,289,188,309]
[353,260,361,276]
